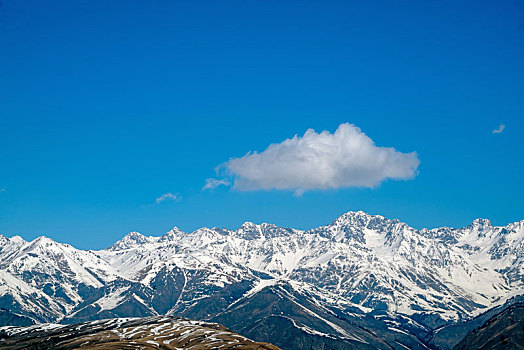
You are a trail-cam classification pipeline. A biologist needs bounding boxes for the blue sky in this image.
[0,0,522,249]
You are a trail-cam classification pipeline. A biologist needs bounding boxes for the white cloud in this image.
[203,178,230,190]
[155,192,180,203]
[215,123,419,194]
[492,124,505,134]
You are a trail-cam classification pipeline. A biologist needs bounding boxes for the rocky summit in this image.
[1,211,523,349]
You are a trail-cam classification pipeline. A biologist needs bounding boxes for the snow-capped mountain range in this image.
[1,211,523,349]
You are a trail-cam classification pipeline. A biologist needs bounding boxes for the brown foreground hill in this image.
[0,316,280,349]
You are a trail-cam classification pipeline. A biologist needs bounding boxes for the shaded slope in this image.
[428,295,524,349]
[211,281,428,350]
[454,304,524,350]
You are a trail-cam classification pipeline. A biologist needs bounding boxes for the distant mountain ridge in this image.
[1,211,523,349]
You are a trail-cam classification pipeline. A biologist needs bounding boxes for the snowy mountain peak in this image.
[27,236,58,249]
[160,227,185,241]
[234,221,294,239]
[109,231,152,250]
[235,222,263,240]
[9,236,25,244]
[315,211,401,243]
[239,221,257,229]
[468,218,493,229]
[331,210,388,227]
